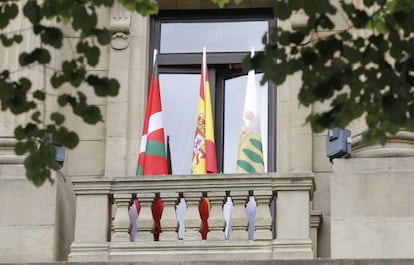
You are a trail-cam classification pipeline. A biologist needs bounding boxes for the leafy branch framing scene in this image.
[249,0,414,144]
[1,0,413,186]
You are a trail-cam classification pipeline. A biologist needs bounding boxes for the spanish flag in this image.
[192,48,218,174]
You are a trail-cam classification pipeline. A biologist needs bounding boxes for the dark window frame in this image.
[149,9,277,172]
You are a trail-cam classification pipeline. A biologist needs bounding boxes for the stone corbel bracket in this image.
[110,2,131,50]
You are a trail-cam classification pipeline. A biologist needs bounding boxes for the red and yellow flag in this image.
[137,49,168,175]
[192,48,218,174]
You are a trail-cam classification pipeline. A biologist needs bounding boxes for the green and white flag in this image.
[236,49,264,173]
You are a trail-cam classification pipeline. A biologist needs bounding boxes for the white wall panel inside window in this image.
[159,73,199,175]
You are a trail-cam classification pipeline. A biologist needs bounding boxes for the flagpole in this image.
[202,47,206,84]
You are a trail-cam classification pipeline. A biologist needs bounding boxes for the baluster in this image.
[252,190,273,240]
[245,192,256,240]
[151,193,164,241]
[129,196,141,242]
[223,192,233,240]
[112,193,132,242]
[207,191,226,240]
[135,193,155,241]
[182,192,202,240]
[199,192,210,240]
[176,193,187,240]
[160,192,178,240]
[230,191,249,240]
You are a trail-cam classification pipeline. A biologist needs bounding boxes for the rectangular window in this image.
[151,10,276,174]
[160,21,268,53]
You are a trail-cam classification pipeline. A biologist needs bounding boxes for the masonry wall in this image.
[2,0,414,262]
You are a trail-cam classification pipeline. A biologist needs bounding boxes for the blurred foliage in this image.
[0,0,158,186]
[2,0,414,186]
[244,0,414,146]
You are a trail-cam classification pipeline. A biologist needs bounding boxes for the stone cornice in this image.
[0,137,24,164]
[71,173,315,198]
[71,176,112,195]
[352,131,414,158]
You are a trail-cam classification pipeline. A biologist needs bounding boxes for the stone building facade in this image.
[1,0,414,262]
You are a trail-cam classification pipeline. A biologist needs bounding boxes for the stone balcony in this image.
[69,173,319,262]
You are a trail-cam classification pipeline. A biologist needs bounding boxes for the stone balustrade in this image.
[69,173,316,261]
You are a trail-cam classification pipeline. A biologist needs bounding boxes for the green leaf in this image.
[57,94,74,106]
[23,0,42,24]
[5,3,18,19]
[33,90,46,101]
[364,0,375,7]
[61,60,86,87]
[31,111,42,123]
[50,73,65,88]
[40,26,64,49]
[51,112,65,125]
[14,126,25,140]
[72,4,97,30]
[302,49,319,65]
[318,15,335,30]
[13,34,23,43]
[82,105,103,124]
[77,42,100,66]
[135,0,159,16]
[274,1,293,20]
[19,48,51,66]
[14,141,27,156]
[54,127,79,148]
[86,75,120,97]
[0,34,13,46]
[97,29,111,45]
[64,131,79,149]
[289,32,305,45]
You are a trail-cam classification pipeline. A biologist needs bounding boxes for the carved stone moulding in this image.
[0,137,24,164]
[352,131,414,158]
[110,2,131,50]
[111,32,129,50]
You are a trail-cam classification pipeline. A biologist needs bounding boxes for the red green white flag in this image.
[137,49,168,175]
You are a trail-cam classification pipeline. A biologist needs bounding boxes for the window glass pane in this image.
[223,73,268,173]
[160,21,268,53]
[159,73,199,175]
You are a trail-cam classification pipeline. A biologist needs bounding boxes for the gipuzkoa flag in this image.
[236,50,264,173]
[137,49,168,175]
[192,48,218,174]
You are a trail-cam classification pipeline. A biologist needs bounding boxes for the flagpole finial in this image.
[202,47,207,82]
[153,49,158,66]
